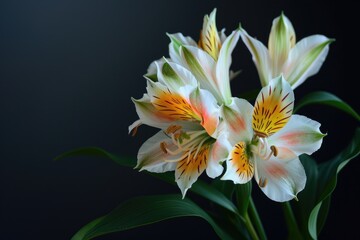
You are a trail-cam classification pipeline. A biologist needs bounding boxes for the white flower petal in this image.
[146,58,166,78]
[221,141,254,184]
[132,95,174,129]
[206,138,227,178]
[136,130,178,173]
[252,76,294,137]
[156,60,197,91]
[240,28,272,86]
[168,33,197,65]
[220,97,253,143]
[268,13,296,75]
[132,93,201,131]
[284,35,332,89]
[199,8,222,60]
[180,45,222,102]
[254,156,306,202]
[175,139,210,198]
[219,28,227,43]
[128,119,142,135]
[216,30,240,104]
[269,114,325,156]
[190,88,220,136]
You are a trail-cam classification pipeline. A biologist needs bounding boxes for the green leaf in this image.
[56,147,241,219]
[54,147,135,168]
[71,195,235,240]
[192,180,242,219]
[294,91,360,121]
[212,178,236,199]
[149,172,241,219]
[292,127,360,239]
[235,181,252,216]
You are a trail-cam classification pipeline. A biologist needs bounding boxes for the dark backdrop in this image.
[1,1,358,239]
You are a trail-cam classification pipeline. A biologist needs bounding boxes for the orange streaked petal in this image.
[252,76,294,137]
[222,141,254,184]
[175,143,210,197]
[198,9,221,60]
[152,89,201,122]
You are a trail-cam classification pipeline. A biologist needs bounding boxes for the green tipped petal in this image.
[285,36,333,89]
[268,13,296,75]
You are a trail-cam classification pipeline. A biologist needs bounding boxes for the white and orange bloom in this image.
[240,13,333,89]
[129,61,226,197]
[219,76,325,202]
[147,9,240,106]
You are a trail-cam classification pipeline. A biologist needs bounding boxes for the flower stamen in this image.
[259,177,268,188]
[160,142,168,154]
[166,125,182,135]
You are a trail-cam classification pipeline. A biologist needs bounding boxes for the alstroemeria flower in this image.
[240,13,333,89]
[130,61,225,197]
[219,76,325,202]
[147,9,240,106]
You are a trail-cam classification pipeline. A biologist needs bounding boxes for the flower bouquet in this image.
[57,9,359,240]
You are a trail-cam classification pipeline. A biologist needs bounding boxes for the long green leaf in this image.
[71,195,234,240]
[55,147,241,218]
[293,127,360,239]
[310,127,360,237]
[235,181,252,216]
[294,91,360,121]
[148,172,241,218]
[54,147,135,167]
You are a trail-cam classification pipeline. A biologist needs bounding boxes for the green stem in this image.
[282,201,303,239]
[248,197,267,240]
[244,212,259,240]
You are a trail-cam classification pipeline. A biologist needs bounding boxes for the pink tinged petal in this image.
[221,141,254,184]
[190,88,220,137]
[252,76,294,137]
[273,146,297,161]
[216,30,240,104]
[284,35,333,89]
[254,156,306,202]
[206,138,228,178]
[220,97,253,142]
[268,13,296,76]
[136,131,178,173]
[180,45,223,102]
[269,114,326,156]
[240,28,272,86]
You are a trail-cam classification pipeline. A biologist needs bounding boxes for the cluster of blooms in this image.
[129,9,331,202]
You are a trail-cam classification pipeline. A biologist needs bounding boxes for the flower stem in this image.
[248,197,267,240]
[244,212,259,240]
[282,201,302,239]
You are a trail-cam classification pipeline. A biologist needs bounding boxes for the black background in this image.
[0,1,358,239]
